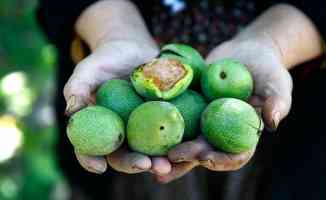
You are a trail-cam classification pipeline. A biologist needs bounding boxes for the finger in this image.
[64,41,158,115]
[63,56,115,115]
[106,147,151,174]
[155,161,199,184]
[168,136,212,163]
[199,149,255,171]
[206,41,293,131]
[263,95,291,131]
[248,64,292,131]
[75,152,107,174]
[151,157,172,175]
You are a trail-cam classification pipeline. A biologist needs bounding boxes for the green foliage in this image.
[0,0,64,199]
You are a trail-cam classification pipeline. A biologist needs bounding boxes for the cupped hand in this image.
[64,38,174,175]
[156,36,293,183]
[155,136,255,183]
[205,38,293,130]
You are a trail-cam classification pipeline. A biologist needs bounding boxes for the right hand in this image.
[64,38,173,175]
[155,35,293,183]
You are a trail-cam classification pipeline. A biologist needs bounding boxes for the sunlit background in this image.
[0,0,68,199]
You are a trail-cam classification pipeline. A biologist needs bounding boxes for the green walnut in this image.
[131,58,193,100]
[160,43,207,86]
[127,101,184,156]
[201,58,253,101]
[201,98,262,154]
[67,106,125,156]
[96,79,144,121]
[170,90,207,140]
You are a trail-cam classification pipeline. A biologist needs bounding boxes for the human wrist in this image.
[232,4,323,69]
[231,32,285,67]
[75,0,151,51]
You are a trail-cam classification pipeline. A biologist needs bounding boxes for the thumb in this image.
[63,54,115,115]
[261,67,293,130]
[64,40,159,115]
[207,41,293,131]
[263,95,291,131]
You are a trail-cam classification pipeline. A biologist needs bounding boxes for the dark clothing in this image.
[37,0,326,199]
[38,0,326,48]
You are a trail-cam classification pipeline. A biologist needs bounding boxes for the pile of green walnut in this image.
[67,43,263,158]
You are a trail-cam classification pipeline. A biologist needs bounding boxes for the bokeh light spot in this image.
[0,178,18,199]
[0,71,27,96]
[0,71,34,116]
[0,115,23,163]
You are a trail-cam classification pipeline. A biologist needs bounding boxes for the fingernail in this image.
[259,119,265,131]
[65,95,76,115]
[95,164,107,174]
[132,165,146,171]
[272,111,280,131]
[88,162,107,174]
[199,159,214,167]
[133,158,151,171]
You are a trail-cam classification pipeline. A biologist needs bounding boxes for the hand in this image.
[64,37,176,175]
[155,136,255,183]
[156,36,293,183]
[206,37,292,130]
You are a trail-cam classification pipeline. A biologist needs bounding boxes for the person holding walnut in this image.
[37,0,326,199]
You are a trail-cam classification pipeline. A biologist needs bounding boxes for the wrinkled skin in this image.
[63,0,326,185]
[64,0,294,183]
[65,37,292,182]
[65,38,173,175]
[155,38,292,183]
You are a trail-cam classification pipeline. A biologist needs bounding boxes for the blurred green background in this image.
[0,0,68,199]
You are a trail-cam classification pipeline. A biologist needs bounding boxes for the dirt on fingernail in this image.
[65,95,76,115]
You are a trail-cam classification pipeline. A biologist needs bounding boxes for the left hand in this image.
[156,36,293,183]
[156,136,255,183]
[66,36,172,176]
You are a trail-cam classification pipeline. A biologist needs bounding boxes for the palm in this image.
[65,39,162,174]
[157,40,293,183]
[206,40,292,129]
[156,136,255,183]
